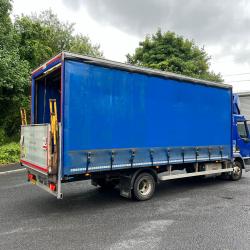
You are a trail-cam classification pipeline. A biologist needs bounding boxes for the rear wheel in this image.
[231,161,242,181]
[133,172,155,201]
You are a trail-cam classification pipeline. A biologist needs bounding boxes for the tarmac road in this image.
[0,165,249,250]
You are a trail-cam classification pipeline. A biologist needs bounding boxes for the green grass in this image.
[0,142,20,165]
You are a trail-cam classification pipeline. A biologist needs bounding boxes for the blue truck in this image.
[20,52,250,201]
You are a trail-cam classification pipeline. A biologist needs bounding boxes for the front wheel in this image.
[133,172,156,201]
[231,161,243,181]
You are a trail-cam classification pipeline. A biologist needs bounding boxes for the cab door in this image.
[237,121,250,171]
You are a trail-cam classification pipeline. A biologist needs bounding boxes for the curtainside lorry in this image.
[20,52,250,201]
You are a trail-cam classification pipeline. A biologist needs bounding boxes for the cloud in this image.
[62,0,250,63]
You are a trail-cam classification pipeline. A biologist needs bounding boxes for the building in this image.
[237,92,250,120]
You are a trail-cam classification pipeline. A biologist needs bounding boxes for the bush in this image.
[0,142,20,164]
[0,127,20,146]
[0,128,6,145]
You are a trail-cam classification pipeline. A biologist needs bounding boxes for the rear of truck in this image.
[20,54,62,199]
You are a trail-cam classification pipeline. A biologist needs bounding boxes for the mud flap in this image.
[120,175,132,199]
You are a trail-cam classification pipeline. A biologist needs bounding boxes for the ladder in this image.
[49,99,59,174]
[20,108,27,125]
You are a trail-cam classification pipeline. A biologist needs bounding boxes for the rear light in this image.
[49,183,56,192]
[27,173,36,181]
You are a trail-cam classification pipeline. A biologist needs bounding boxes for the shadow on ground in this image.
[14,175,236,216]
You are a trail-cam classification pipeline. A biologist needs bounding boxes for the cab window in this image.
[237,121,248,139]
[247,122,250,132]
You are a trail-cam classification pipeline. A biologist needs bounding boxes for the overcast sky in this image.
[12,0,250,92]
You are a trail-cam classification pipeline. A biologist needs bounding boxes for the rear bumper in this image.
[25,166,62,199]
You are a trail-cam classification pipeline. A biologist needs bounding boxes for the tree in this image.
[0,0,13,49]
[127,30,223,82]
[0,5,103,140]
[0,0,30,139]
[14,10,103,69]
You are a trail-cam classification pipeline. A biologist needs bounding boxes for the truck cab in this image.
[233,94,250,172]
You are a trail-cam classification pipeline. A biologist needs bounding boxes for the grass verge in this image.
[0,142,20,165]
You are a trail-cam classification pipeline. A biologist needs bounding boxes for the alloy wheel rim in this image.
[233,165,241,177]
[138,178,152,196]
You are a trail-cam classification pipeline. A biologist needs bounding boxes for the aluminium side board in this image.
[31,52,233,177]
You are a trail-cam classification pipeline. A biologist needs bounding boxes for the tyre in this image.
[133,172,155,201]
[231,161,243,181]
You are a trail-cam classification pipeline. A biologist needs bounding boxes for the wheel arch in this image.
[234,157,245,169]
[131,168,158,187]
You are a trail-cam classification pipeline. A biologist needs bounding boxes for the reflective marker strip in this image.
[20,160,48,173]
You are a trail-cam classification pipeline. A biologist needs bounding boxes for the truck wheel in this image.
[133,172,155,201]
[231,161,242,181]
